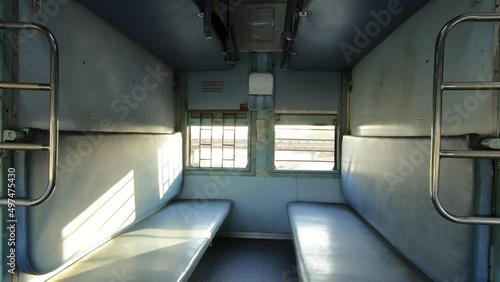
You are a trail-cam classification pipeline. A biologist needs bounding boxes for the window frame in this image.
[267,111,340,178]
[184,110,256,176]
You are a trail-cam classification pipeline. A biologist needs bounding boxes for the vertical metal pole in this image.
[198,113,201,168]
[430,20,447,216]
[210,113,213,167]
[494,160,500,282]
[495,0,500,138]
[203,0,212,39]
[233,114,236,168]
[45,25,58,206]
[222,113,226,167]
[492,3,500,280]
[0,2,14,281]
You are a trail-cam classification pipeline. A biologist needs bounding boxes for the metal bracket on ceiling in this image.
[224,22,240,64]
[203,0,212,39]
[283,0,302,41]
[200,0,239,64]
[281,0,303,69]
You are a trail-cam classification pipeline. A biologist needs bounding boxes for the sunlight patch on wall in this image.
[61,170,137,260]
[157,137,182,199]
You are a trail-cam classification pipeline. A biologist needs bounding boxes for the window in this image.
[188,112,249,169]
[274,114,336,171]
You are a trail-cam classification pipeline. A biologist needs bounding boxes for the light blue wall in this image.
[188,54,249,110]
[275,70,340,111]
[347,1,495,280]
[184,55,343,233]
[351,0,496,137]
[180,176,343,233]
[188,53,341,111]
[16,0,176,133]
[342,136,486,282]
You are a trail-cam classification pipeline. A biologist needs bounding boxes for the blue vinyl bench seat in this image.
[49,200,231,282]
[288,202,430,282]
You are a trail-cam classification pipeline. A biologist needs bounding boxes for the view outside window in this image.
[274,124,335,171]
[189,112,248,169]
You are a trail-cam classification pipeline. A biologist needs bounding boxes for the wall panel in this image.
[351,0,496,137]
[17,0,176,133]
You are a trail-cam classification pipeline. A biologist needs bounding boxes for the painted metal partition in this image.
[0,22,58,207]
[431,14,500,224]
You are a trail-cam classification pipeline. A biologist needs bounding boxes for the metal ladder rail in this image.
[432,14,500,225]
[0,22,58,207]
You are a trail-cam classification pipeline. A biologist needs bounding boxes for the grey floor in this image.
[189,237,299,282]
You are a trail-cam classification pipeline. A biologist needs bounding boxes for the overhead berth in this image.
[48,200,231,282]
[78,0,231,71]
[284,0,430,70]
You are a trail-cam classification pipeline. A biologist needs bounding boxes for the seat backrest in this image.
[17,130,183,274]
[342,135,492,282]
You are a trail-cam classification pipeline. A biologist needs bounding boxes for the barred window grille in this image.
[189,112,249,169]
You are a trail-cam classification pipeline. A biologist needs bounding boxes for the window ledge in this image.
[184,168,255,177]
[268,170,341,179]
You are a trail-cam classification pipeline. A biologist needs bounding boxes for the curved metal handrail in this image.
[431,14,500,225]
[0,22,59,207]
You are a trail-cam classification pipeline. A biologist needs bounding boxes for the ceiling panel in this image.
[287,0,430,70]
[78,0,430,71]
[78,0,232,71]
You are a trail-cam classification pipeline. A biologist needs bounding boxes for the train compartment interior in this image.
[0,0,499,281]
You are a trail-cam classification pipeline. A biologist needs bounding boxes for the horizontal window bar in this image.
[440,150,500,158]
[274,160,335,163]
[0,82,51,91]
[275,149,335,153]
[276,138,335,142]
[442,82,500,90]
[0,143,49,150]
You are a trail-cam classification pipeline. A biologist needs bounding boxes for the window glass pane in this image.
[234,126,248,168]
[190,126,200,167]
[275,161,335,171]
[274,122,335,171]
[223,130,235,145]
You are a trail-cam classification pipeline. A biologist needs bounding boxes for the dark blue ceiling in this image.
[288,0,430,70]
[78,0,230,71]
[78,0,430,71]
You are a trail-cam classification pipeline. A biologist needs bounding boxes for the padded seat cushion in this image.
[50,200,231,282]
[288,202,429,282]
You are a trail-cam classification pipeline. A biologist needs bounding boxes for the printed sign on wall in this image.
[201,81,224,93]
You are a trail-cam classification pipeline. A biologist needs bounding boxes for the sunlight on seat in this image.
[61,170,137,260]
[121,227,215,239]
[158,137,182,199]
[51,236,194,280]
[300,225,333,251]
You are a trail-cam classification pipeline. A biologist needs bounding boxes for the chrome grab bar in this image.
[431,14,500,225]
[0,22,58,207]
